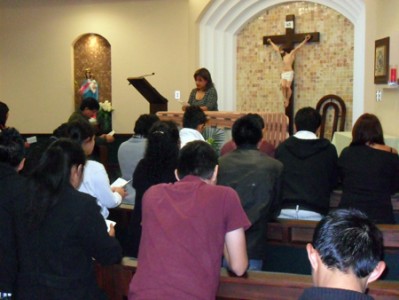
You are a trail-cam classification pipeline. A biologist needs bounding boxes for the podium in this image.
[127,77,168,114]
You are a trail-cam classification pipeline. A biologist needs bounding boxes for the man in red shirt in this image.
[129,141,250,299]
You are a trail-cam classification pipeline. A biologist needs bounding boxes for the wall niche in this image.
[73,33,111,109]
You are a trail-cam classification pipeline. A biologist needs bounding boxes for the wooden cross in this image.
[263,14,320,135]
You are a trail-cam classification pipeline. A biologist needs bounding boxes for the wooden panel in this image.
[96,259,399,300]
[379,225,399,249]
[156,111,288,148]
[267,220,399,251]
[290,227,314,243]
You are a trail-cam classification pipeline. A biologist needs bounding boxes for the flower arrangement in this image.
[97,100,113,133]
[99,100,112,113]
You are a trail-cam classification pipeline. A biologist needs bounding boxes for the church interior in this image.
[1,0,399,299]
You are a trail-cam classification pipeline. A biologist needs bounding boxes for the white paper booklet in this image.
[105,220,116,232]
[111,177,131,188]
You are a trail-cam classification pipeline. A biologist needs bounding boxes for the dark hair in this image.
[66,120,95,145]
[0,101,9,128]
[194,68,214,90]
[177,140,218,180]
[22,123,71,176]
[0,127,25,168]
[52,123,70,139]
[232,114,263,146]
[134,114,160,137]
[313,209,384,278]
[351,113,384,146]
[26,139,86,229]
[294,107,321,133]
[79,97,99,111]
[142,121,180,182]
[248,113,265,129]
[183,106,207,129]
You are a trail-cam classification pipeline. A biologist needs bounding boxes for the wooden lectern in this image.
[127,77,168,114]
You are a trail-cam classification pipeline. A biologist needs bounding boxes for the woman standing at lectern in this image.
[184,68,224,153]
[183,68,218,111]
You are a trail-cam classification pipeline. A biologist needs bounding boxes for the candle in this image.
[390,65,397,83]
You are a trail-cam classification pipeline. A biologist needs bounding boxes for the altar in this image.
[156,111,288,148]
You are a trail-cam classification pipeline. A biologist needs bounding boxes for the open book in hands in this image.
[111,177,131,188]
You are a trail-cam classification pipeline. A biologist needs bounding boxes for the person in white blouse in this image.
[67,120,126,218]
[179,106,207,148]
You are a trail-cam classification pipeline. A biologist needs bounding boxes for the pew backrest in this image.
[156,111,288,148]
[267,219,399,250]
[95,258,399,300]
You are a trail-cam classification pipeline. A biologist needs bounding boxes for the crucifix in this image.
[263,14,320,135]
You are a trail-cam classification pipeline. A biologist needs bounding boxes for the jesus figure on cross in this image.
[267,34,311,108]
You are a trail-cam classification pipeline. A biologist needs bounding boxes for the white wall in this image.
[370,0,399,136]
[1,0,398,136]
[0,0,209,133]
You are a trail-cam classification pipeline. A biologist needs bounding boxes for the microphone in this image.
[140,72,155,78]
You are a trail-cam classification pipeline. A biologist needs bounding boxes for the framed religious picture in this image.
[374,37,390,84]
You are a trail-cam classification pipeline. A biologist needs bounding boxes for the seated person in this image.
[218,114,283,270]
[126,121,180,257]
[338,113,399,224]
[22,123,69,175]
[300,209,386,300]
[0,101,9,131]
[66,121,126,219]
[0,128,26,298]
[117,114,159,205]
[276,107,338,221]
[14,139,122,299]
[128,141,250,299]
[68,97,114,144]
[179,106,207,148]
[220,113,275,157]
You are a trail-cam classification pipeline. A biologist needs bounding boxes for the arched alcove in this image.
[73,33,111,109]
[199,0,365,124]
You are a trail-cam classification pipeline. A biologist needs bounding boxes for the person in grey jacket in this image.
[218,114,283,270]
[117,114,159,204]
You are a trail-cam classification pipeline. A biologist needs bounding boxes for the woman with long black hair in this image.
[126,121,180,257]
[14,139,122,299]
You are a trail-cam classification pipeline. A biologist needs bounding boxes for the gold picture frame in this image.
[374,37,390,84]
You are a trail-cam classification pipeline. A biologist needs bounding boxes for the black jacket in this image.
[14,185,122,300]
[338,145,399,224]
[299,287,375,300]
[218,146,283,260]
[275,136,338,215]
[0,163,22,293]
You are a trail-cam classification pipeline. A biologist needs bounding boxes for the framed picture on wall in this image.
[374,37,390,84]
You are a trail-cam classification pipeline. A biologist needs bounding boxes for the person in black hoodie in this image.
[275,107,338,220]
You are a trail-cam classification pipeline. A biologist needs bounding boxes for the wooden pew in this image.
[264,220,399,280]
[267,219,399,250]
[109,192,399,234]
[110,207,399,250]
[95,257,399,300]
